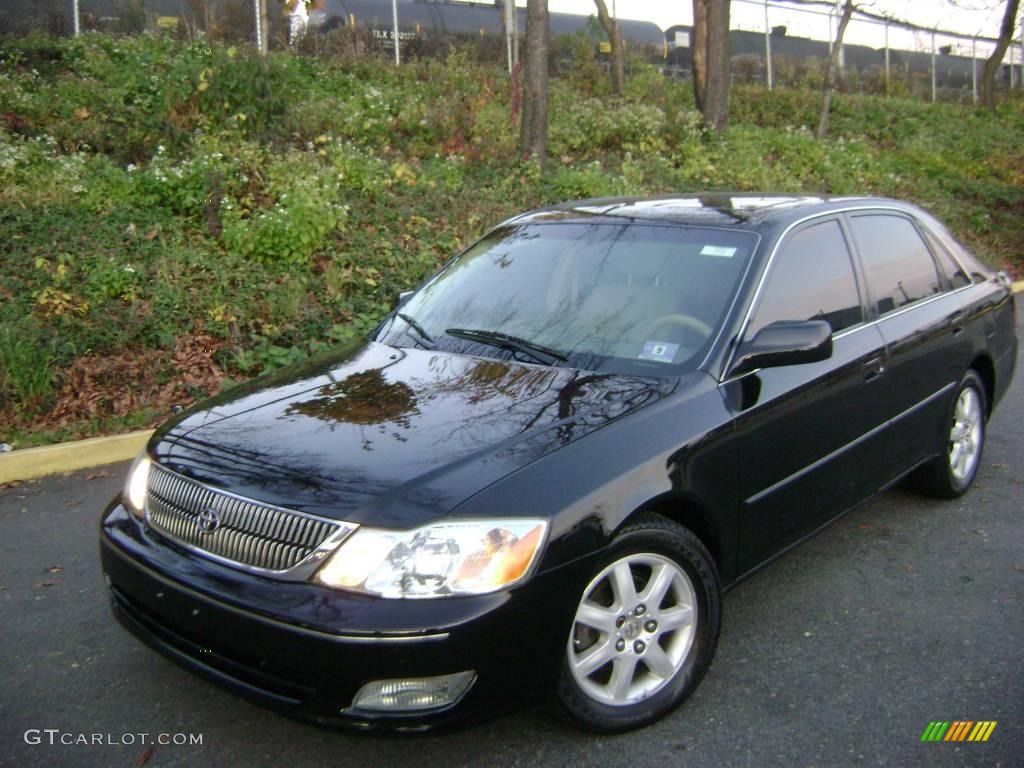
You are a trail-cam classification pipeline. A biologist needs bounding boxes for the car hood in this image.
[151,341,678,527]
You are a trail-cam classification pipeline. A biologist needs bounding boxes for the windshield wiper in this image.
[445,328,568,365]
[396,313,434,346]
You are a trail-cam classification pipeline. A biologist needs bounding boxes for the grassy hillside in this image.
[1,34,1022,447]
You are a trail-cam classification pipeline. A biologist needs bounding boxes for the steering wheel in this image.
[644,313,714,342]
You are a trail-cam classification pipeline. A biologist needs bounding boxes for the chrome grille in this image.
[145,463,343,574]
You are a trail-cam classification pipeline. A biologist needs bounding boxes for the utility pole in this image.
[72,0,80,36]
[972,36,978,103]
[883,20,890,95]
[1012,37,1018,88]
[505,0,514,73]
[392,0,400,65]
[827,5,834,55]
[253,0,261,53]
[764,0,773,89]
[931,29,937,102]
[1019,24,1024,89]
[511,1,518,68]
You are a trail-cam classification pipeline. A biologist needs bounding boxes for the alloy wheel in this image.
[948,387,983,482]
[567,553,697,706]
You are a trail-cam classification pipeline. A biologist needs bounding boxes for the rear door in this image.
[845,212,966,481]
[730,217,889,571]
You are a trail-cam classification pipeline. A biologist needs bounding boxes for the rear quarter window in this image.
[921,227,970,289]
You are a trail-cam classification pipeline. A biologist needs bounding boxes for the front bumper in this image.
[100,501,594,730]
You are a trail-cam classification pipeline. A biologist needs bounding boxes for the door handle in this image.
[862,358,885,381]
[951,311,966,336]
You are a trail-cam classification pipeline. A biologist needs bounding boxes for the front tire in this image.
[555,514,721,733]
[912,369,987,499]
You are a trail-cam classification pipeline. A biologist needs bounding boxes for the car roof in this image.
[505,194,921,232]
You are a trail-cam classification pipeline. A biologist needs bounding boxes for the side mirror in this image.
[730,320,833,377]
[394,290,415,310]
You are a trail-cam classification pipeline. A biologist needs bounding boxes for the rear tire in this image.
[912,369,987,499]
[555,513,721,733]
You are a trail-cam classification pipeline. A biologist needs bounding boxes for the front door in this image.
[729,217,890,572]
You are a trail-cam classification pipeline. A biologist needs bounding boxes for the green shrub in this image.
[219,152,349,265]
[546,161,624,200]
[1,33,1020,444]
[0,322,57,413]
[551,93,664,155]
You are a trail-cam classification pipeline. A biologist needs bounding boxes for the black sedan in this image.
[100,194,1017,733]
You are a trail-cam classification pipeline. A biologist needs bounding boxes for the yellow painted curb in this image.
[1013,280,1024,294]
[0,430,153,484]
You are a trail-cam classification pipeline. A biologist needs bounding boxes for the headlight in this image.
[314,519,548,598]
[123,452,151,519]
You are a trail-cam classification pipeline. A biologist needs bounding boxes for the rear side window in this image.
[921,228,970,289]
[849,214,942,315]
[746,219,862,338]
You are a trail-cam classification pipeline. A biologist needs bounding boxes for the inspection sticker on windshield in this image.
[639,341,679,363]
[700,245,737,258]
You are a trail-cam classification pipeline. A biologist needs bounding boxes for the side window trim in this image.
[744,216,865,341]
[836,214,873,325]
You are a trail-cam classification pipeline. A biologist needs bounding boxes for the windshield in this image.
[374,222,757,376]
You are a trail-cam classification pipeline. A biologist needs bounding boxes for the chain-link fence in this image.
[723,0,1024,103]
[2,0,1021,103]
[0,0,291,47]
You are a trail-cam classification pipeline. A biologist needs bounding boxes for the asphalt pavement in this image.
[2,334,1022,767]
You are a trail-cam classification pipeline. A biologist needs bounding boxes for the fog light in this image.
[350,671,476,713]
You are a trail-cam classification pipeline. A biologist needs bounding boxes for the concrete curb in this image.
[0,430,153,484]
[1,281,1021,485]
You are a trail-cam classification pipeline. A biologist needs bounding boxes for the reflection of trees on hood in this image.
[281,349,674,457]
[441,358,558,406]
[285,369,420,429]
[423,353,672,449]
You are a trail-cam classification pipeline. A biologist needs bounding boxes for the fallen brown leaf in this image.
[85,470,110,480]
[137,746,156,767]
[47,565,62,574]
[37,579,60,588]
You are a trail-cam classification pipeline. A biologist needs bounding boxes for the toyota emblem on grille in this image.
[197,508,220,534]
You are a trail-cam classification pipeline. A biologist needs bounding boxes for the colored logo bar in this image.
[921,721,997,742]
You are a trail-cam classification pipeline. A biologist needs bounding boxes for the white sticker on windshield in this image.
[639,341,679,363]
[700,245,737,258]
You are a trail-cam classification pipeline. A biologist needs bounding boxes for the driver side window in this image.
[747,219,863,339]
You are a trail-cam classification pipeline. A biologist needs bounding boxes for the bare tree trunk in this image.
[520,0,549,167]
[593,0,624,95]
[816,0,854,140]
[981,0,1021,110]
[692,0,708,113]
[703,0,731,133]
